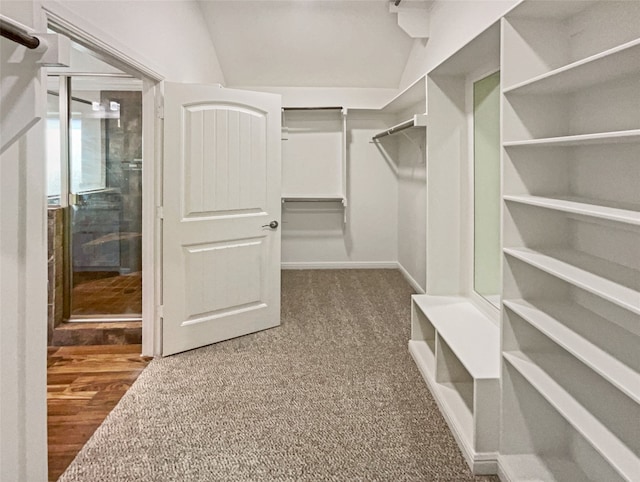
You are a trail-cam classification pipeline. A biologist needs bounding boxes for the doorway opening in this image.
[46,39,144,343]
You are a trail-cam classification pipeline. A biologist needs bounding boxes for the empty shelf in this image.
[412,295,500,379]
[282,196,346,203]
[504,299,640,404]
[500,454,592,482]
[503,130,640,148]
[503,351,639,480]
[504,248,640,316]
[503,39,640,95]
[504,195,640,227]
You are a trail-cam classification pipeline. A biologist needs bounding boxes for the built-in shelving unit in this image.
[500,1,640,480]
[281,107,348,223]
[409,295,500,475]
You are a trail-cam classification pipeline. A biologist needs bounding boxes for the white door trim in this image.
[42,5,165,356]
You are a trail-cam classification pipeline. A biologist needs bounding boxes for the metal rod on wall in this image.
[282,107,343,111]
[0,16,40,49]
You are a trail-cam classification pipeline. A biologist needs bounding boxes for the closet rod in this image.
[283,106,343,111]
[372,118,415,140]
[0,16,40,49]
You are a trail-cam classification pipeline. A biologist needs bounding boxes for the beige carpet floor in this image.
[59,270,497,481]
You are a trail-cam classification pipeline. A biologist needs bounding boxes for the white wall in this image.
[282,112,398,268]
[399,0,518,89]
[42,0,226,83]
[0,1,48,479]
[397,125,427,292]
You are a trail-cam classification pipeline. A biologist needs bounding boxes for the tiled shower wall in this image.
[47,207,64,344]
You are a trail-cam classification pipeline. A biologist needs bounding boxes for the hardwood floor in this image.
[47,345,151,481]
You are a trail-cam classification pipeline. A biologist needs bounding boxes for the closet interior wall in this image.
[281,111,399,268]
[396,100,427,293]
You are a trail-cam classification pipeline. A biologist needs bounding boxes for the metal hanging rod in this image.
[0,15,40,49]
[372,114,427,140]
[283,107,343,111]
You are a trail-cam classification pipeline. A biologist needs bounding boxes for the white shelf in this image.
[503,38,640,95]
[504,247,640,316]
[380,76,426,113]
[504,195,640,227]
[503,299,640,404]
[372,114,427,140]
[412,295,500,379]
[500,454,592,482]
[281,196,346,204]
[503,129,640,148]
[503,351,639,481]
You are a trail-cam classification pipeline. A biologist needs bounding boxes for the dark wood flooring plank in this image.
[47,344,150,482]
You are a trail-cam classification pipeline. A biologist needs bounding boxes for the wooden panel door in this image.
[162,83,281,356]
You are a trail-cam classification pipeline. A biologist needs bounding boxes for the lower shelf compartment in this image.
[503,351,637,480]
[500,454,592,482]
[409,339,499,475]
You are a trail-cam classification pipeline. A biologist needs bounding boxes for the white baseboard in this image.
[281,261,398,270]
[397,262,425,294]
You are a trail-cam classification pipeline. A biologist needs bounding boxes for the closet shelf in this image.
[281,196,346,204]
[504,195,640,227]
[503,351,638,481]
[503,299,640,403]
[503,129,640,148]
[504,248,640,316]
[503,38,640,95]
[372,114,427,141]
[500,455,591,482]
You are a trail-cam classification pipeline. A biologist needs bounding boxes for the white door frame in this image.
[43,3,165,356]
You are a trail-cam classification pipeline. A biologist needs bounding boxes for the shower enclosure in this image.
[47,74,143,321]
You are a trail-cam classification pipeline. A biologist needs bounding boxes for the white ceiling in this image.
[198,0,415,88]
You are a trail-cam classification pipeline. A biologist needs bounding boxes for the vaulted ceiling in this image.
[197,0,415,88]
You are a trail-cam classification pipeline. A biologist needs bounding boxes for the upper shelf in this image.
[504,247,640,316]
[372,114,427,141]
[503,38,640,95]
[503,129,640,148]
[380,76,426,114]
[504,195,640,228]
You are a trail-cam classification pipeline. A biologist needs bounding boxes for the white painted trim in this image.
[141,78,157,357]
[281,261,398,270]
[398,262,426,294]
[496,456,512,482]
[42,0,163,81]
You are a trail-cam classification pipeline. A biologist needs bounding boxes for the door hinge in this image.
[157,305,164,318]
[156,206,164,219]
[156,98,164,119]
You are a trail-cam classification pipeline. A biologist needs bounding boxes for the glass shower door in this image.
[67,77,143,319]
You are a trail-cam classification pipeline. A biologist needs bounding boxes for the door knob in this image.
[262,220,279,229]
